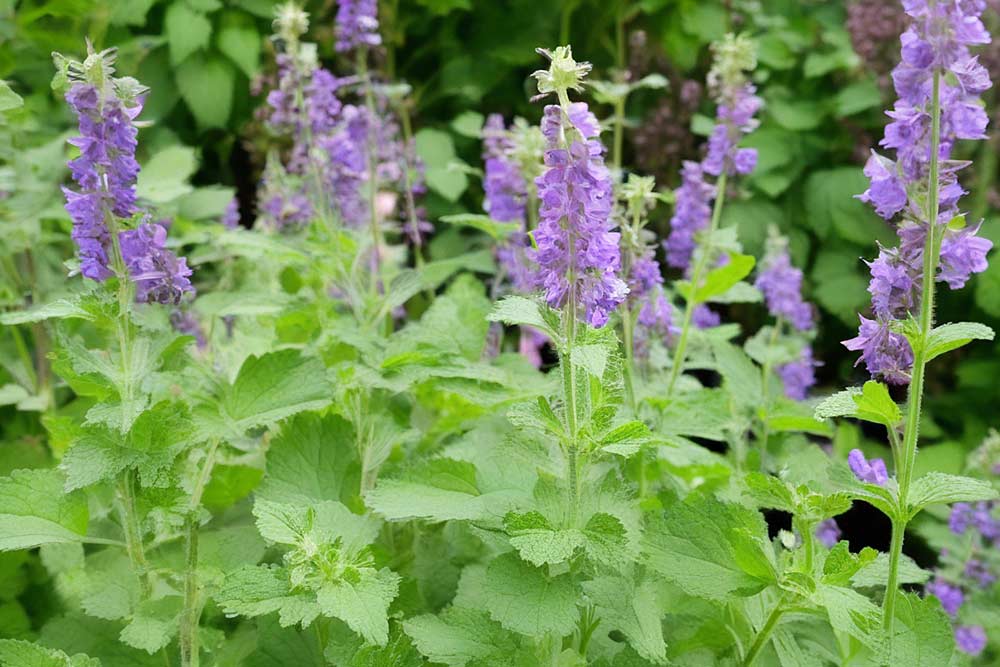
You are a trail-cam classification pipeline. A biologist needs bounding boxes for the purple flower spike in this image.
[119,223,194,305]
[777,347,818,401]
[222,197,241,229]
[665,161,714,271]
[531,104,627,328]
[815,519,842,548]
[955,626,987,656]
[849,0,993,382]
[926,578,964,617]
[755,248,814,331]
[847,449,889,486]
[335,0,381,53]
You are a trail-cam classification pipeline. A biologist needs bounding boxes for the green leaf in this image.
[258,413,356,505]
[598,421,655,458]
[908,473,998,515]
[684,253,756,304]
[924,322,995,363]
[403,607,522,666]
[439,214,520,241]
[415,128,467,201]
[482,552,578,637]
[217,350,332,434]
[805,168,890,246]
[216,11,261,77]
[62,403,195,490]
[888,592,956,665]
[851,552,930,588]
[119,597,181,654]
[642,496,774,600]
[316,568,400,646]
[570,344,609,379]
[812,584,885,654]
[0,640,99,667]
[0,82,24,112]
[0,299,93,325]
[165,2,212,65]
[854,381,901,428]
[450,111,484,138]
[215,564,320,628]
[0,469,88,551]
[486,296,559,341]
[136,145,197,203]
[176,53,235,129]
[814,381,901,429]
[833,79,882,117]
[582,576,666,664]
[503,511,582,567]
[366,459,498,522]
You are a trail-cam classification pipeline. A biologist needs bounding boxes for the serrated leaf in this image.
[0,469,88,551]
[483,552,578,637]
[402,607,521,666]
[812,584,885,654]
[486,296,559,341]
[851,552,930,588]
[642,496,774,600]
[0,299,92,325]
[216,11,261,77]
[135,145,196,203]
[165,2,212,65]
[257,413,356,505]
[924,322,994,362]
[570,344,609,378]
[119,597,181,654]
[316,568,400,646]
[908,473,998,515]
[0,639,100,667]
[215,564,320,628]
[887,592,956,665]
[176,53,235,129]
[218,350,332,434]
[853,381,901,428]
[583,576,666,664]
[504,511,582,566]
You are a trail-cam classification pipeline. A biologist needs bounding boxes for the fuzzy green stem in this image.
[119,470,151,598]
[666,172,728,396]
[743,599,785,666]
[757,317,784,462]
[883,69,942,633]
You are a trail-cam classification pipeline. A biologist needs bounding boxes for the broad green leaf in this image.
[908,473,998,515]
[813,389,860,421]
[582,576,667,663]
[745,473,795,513]
[0,639,100,667]
[216,10,261,77]
[833,79,882,117]
[812,585,885,654]
[642,496,774,600]
[851,552,930,588]
[253,500,378,554]
[924,322,995,363]
[0,299,92,325]
[682,253,755,304]
[218,350,332,433]
[439,214,520,241]
[136,146,197,203]
[570,344,609,379]
[0,469,88,551]
[403,607,523,666]
[257,413,356,505]
[177,53,235,129]
[62,403,195,490]
[483,552,578,637]
[119,597,181,654]
[598,421,655,458]
[316,568,400,645]
[853,381,901,428]
[215,564,320,628]
[165,2,212,65]
[887,592,956,665]
[0,82,24,112]
[504,511,581,566]
[366,459,508,522]
[486,296,559,341]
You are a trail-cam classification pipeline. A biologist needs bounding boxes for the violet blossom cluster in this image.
[335,0,381,53]
[846,0,993,384]
[61,49,194,305]
[530,47,627,328]
[755,238,818,399]
[665,33,761,273]
[848,448,889,485]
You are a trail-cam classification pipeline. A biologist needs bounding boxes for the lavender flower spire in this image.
[59,44,194,304]
[530,46,627,328]
[847,0,993,384]
[665,33,760,396]
[335,0,381,53]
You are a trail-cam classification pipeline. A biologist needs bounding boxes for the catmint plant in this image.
[818,0,999,639]
[665,32,762,395]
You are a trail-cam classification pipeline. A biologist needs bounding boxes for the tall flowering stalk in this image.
[841,0,994,632]
[665,33,761,395]
[531,44,626,520]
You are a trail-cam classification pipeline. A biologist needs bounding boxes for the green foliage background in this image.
[2,0,999,461]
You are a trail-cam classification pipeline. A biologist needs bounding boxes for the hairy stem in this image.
[883,69,942,633]
[666,173,728,396]
[119,470,151,598]
[757,317,784,463]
